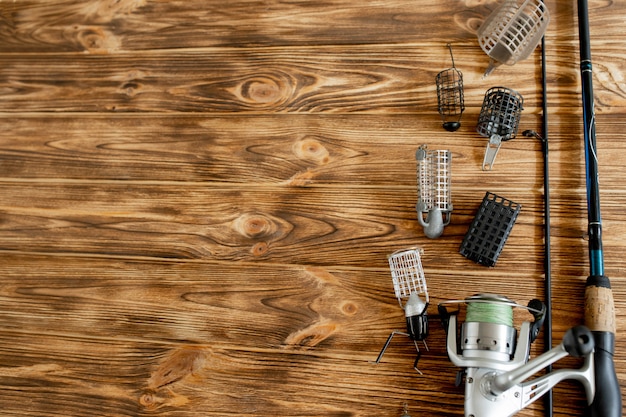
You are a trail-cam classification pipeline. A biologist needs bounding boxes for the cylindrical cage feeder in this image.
[371,248,430,372]
[476,87,523,170]
[436,44,465,132]
[388,248,428,308]
[416,145,452,238]
[477,0,550,77]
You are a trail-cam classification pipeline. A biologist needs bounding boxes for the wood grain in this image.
[0,46,623,114]
[1,0,625,416]
[0,0,622,52]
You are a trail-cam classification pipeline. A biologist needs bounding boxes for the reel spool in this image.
[416,145,452,239]
[436,44,465,132]
[476,87,524,171]
[373,248,429,373]
[440,294,543,365]
[477,0,550,77]
[439,294,596,417]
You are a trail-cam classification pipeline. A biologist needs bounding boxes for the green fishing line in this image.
[466,301,513,327]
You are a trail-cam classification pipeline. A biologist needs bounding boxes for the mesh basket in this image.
[477,87,524,141]
[416,147,452,213]
[477,0,549,76]
[388,248,428,303]
[459,192,521,267]
[477,0,550,65]
[436,67,464,130]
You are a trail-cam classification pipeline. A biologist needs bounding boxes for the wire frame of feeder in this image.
[477,0,550,77]
[416,145,452,238]
[436,69,464,131]
[477,87,523,139]
[436,44,465,132]
[477,87,524,170]
[388,248,428,308]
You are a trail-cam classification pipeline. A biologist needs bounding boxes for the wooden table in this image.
[0,1,624,415]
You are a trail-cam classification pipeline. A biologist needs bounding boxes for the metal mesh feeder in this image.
[416,145,452,238]
[477,87,524,171]
[436,44,465,131]
[372,248,430,373]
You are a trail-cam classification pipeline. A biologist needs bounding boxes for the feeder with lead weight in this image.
[372,248,429,374]
[416,144,452,239]
[477,87,523,171]
[438,294,597,417]
[436,44,465,132]
[477,0,550,77]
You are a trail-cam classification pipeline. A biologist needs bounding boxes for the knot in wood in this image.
[465,15,485,32]
[139,391,159,410]
[121,82,141,97]
[251,241,269,256]
[234,73,293,108]
[245,79,280,103]
[293,138,330,165]
[233,213,277,239]
[341,301,358,316]
[75,26,121,53]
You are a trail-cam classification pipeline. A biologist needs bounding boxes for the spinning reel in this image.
[439,294,596,417]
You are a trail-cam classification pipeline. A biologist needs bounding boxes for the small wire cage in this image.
[436,44,465,132]
[388,248,428,308]
[416,145,452,238]
[372,248,429,372]
[477,87,524,170]
[477,0,550,77]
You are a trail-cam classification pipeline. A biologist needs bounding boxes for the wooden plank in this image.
[0,0,520,52]
[2,112,625,190]
[0,253,555,345]
[0,182,547,266]
[0,255,548,355]
[0,0,622,52]
[1,45,623,114]
[0,44,550,114]
[0,113,548,183]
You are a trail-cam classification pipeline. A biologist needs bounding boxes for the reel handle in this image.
[491,325,594,395]
[584,276,621,417]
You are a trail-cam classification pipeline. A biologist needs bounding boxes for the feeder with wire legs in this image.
[476,87,524,171]
[372,248,429,374]
[436,44,465,131]
[416,144,452,239]
[477,0,550,77]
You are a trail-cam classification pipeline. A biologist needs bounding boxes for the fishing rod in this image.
[577,0,622,415]
[433,2,622,415]
[523,32,553,416]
